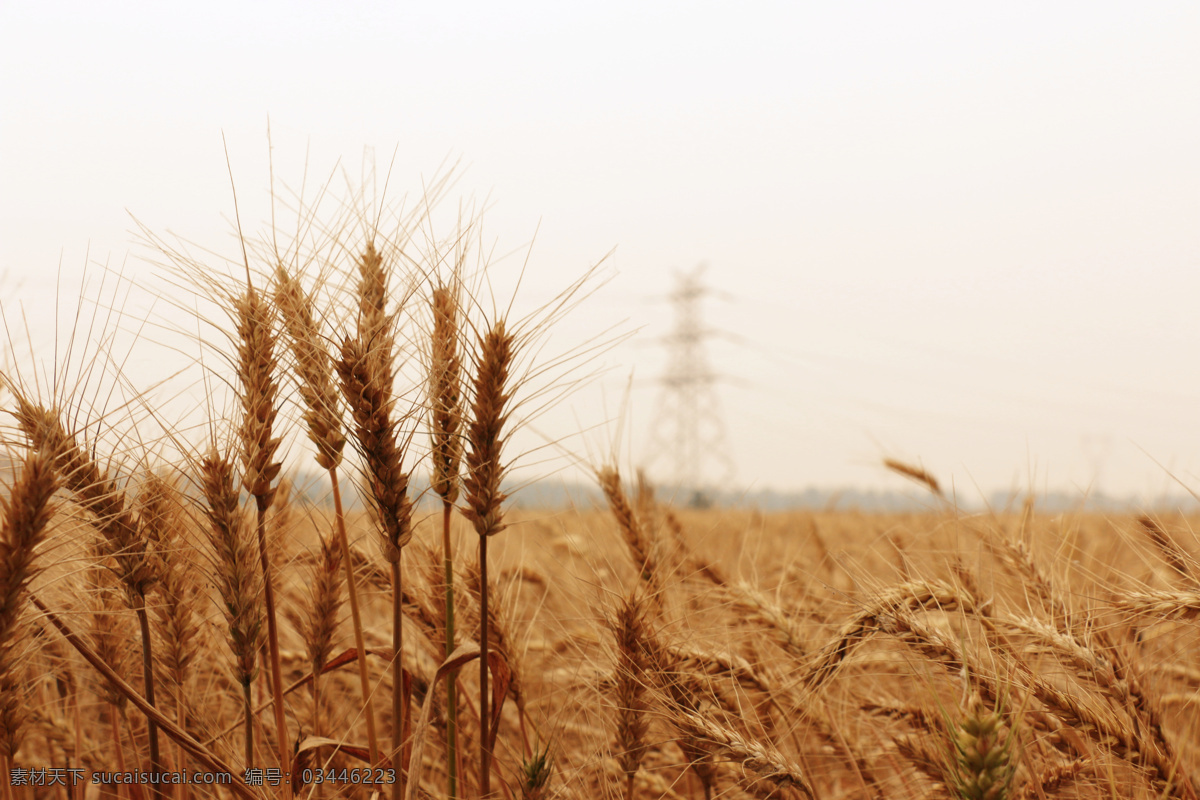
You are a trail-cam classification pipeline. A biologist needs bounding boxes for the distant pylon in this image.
[645,265,735,507]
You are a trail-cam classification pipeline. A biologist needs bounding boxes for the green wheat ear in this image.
[949,695,1019,800]
[520,741,554,800]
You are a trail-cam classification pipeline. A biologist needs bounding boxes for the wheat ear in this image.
[804,579,974,690]
[233,283,291,789]
[1112,590,1200,620]
[139,473,201,799]
[430,282,465,798]
[301,528,343,737]
[199,452,264,769]
[946,696,1018,800]
[884,458,944,498]
[663,705,817,800]
[606,589,652,800]
[598,467,663,601]
[274,259,380,767]
[337,242,415,787]
[462,319,515,798]
[87,561,138,797]
[274,264,347,471]
[1137,516,1196,584]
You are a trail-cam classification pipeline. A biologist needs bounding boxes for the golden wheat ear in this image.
[597,466,662,598]
[198,450,264,770]
[884,458,944,498]
[273,252,384,768]
[0,454,58,769]
[137,470,203,793]
[85,552,141,786]
[427,280,465,798]
[1137,515,1197,584]
[336,240,418,788]
[231,280,294,788]
[663,704,818,800]
[460,318,517,799]
[299,527,344,737]
[274,263,347,472]
[605,588,652,800]
[430,283,465,505]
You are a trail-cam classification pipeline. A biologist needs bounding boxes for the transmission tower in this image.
[645,265,735,507]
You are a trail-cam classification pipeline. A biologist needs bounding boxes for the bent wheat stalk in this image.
[0,454,57,800]
[12,398,164,793]
[31,595,264,800]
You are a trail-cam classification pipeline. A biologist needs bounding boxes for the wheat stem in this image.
[391,558,406,800]
[108,710,128,800]
[253,506,290,783]
[430,281,464,799]
[462,320,515,798]
[330,468,380,766]
[31,595,262,800]
[133,601,161,785]
[479,533,492,796]
[241,681,254,771]
[442,500,460,799]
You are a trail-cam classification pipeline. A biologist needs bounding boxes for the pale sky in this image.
[2,3,1199,501]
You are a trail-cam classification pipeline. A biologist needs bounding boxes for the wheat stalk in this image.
[274,259,382,771]
[232,282,293,791]
[11,398,165,791]
[337,242,417,793]
[429,281,465,799]
[462,555,526,726]
[461,318,516,798]
[32,593,265,800]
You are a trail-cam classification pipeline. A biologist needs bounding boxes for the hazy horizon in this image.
[3,3,1200,503]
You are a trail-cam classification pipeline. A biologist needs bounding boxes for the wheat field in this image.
[1,191,1199,800]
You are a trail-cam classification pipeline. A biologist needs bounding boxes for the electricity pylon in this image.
[645,265,735,507]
